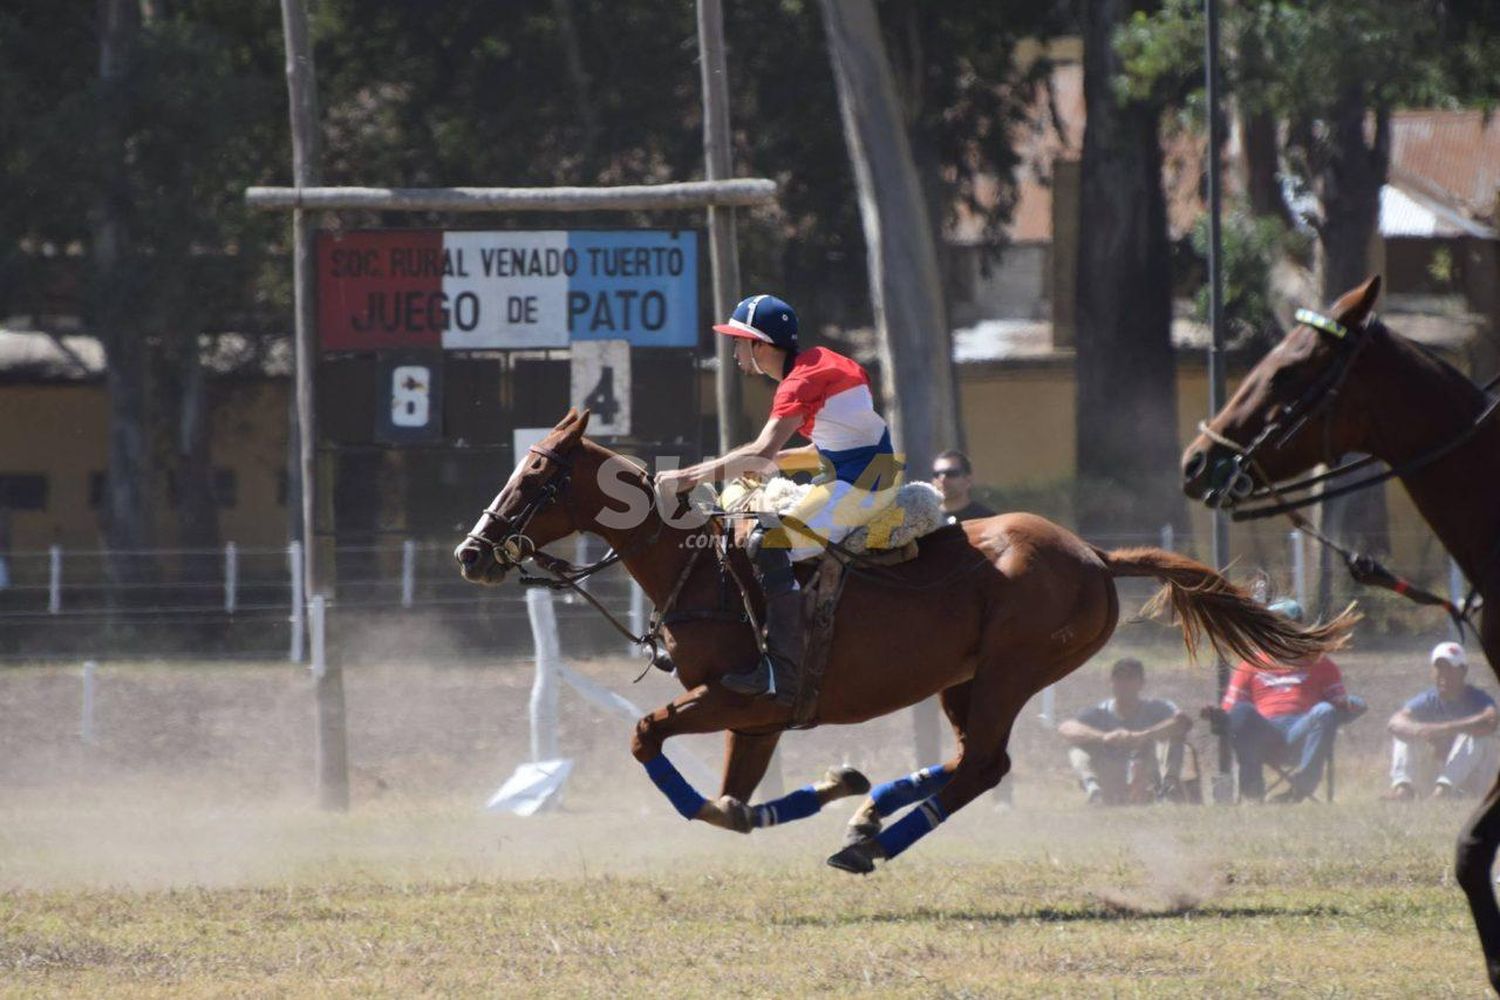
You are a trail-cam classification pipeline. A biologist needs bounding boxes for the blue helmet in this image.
[712,294,799,350]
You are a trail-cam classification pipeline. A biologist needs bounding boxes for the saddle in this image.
[718,477,952,725]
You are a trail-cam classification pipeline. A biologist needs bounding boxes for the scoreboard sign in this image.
[317,229,698,351]
[569,340,631,436]
[374,352,443,444]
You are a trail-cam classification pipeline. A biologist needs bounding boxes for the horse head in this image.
[453,408,669,585]
[452,408,597,585]
[1181,276,1383,509]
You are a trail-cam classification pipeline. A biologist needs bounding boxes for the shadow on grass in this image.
[771,902,1345,928]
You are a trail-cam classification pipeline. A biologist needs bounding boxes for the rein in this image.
[468,446,742,675]
[1204,316,1500,521]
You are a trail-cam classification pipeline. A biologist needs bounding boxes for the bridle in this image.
[1195,308,1372,515]
[462,442,712,673]
[1196,307,1500,631]
[1199,310,1500,521]
[465,443,577,572]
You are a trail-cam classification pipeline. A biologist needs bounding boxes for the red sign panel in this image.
[317,230,444,351]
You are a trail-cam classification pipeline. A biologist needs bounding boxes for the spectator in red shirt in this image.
[1210,599,1366,802]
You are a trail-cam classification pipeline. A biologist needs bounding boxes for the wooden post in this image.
[245,180,775,212]
[279,0,347,811]
[696,0,746,454]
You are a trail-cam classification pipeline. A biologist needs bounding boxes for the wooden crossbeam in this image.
[245,178,778,213]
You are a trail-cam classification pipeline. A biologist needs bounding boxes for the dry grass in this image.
[0,642,1492,997]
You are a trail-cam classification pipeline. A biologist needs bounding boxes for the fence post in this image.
[401,539,417,609]
[1159,523,1174,552]
[48,544,62,614]
[526,587,562,763]
[1289,529,1307,612]
[628,579,647,656]
[224,542,239,614]
[309,593,327,679]
[81,660,97,745]
[1451,557,1466,643]
[289,541,306,663]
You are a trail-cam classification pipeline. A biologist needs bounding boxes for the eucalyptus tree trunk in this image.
[819,0,959,768]
[1074,0,1183,538]
[95,0,155,586]
[1310,87,1392,612]
[1235,32,1292,228]
[818,0,960,479]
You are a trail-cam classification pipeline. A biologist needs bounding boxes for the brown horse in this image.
[1182,275,1500,990]
[456,408,1350,872]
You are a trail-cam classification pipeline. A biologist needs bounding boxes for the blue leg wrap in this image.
[875,799,948,860]
[643,754,707,820]
[870,764,952,818]
[752,785,821,828]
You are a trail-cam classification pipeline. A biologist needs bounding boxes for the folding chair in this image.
[1261,738,1337,803]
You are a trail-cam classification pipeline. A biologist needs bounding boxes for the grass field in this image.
[0,645,1494,997]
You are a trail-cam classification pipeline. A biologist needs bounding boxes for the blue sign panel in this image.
[565,230,699,347]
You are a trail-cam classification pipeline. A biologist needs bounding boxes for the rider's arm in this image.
[659,415,802,492]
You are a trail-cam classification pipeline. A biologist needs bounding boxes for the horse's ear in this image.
[557,407,591,447]
[556,407,580,430]
[1331,275,1381,329]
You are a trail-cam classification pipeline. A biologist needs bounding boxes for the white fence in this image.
[0,526,1470,663]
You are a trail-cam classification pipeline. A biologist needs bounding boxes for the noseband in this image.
[1197,308,1371,513]
[465,444,574,570]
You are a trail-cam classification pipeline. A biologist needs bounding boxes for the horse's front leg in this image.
[722,728,872,831]
[631,684,786,833]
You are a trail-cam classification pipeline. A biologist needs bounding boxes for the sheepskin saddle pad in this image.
[717,478,947,553]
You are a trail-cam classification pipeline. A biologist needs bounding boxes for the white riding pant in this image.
[1390,733,1500,794]
[775,478,901,562]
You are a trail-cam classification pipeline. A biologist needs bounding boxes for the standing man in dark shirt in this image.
[932,450,995,523]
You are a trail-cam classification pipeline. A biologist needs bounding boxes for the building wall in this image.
[0,380,290,553]
[955,360,1441,580]
[1,362,1450,591]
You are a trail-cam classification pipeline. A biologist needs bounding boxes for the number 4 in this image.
[583,366,621,425]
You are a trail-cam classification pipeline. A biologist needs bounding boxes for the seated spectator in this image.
[1207,599,1366,803]
[931,451,995,523]
[1384,641,1498,801]
[1058,657,1191,805]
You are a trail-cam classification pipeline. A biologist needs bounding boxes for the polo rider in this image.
[654,294,902,699]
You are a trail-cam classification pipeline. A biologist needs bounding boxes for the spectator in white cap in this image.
[1384,642,1499,801]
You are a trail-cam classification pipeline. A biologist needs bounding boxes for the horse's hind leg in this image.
[830,671,1024,874]
[843,681,971,846]
[723,730,873,831]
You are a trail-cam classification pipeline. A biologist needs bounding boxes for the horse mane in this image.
[1371,316,1490,408]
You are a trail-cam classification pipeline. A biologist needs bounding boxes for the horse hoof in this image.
[824,765,871,796]
[718,795,755,834]
[827,843,877,875]
[842,819,880,849]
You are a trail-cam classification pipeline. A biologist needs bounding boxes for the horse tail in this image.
[1098,546,1359,664]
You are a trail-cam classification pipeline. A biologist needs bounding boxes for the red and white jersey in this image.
[1221,655,1348,718]
[770,348,893,483]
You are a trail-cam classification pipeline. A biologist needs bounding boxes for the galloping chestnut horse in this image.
[457,409,1350,872]
[1182,276,1500,990]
